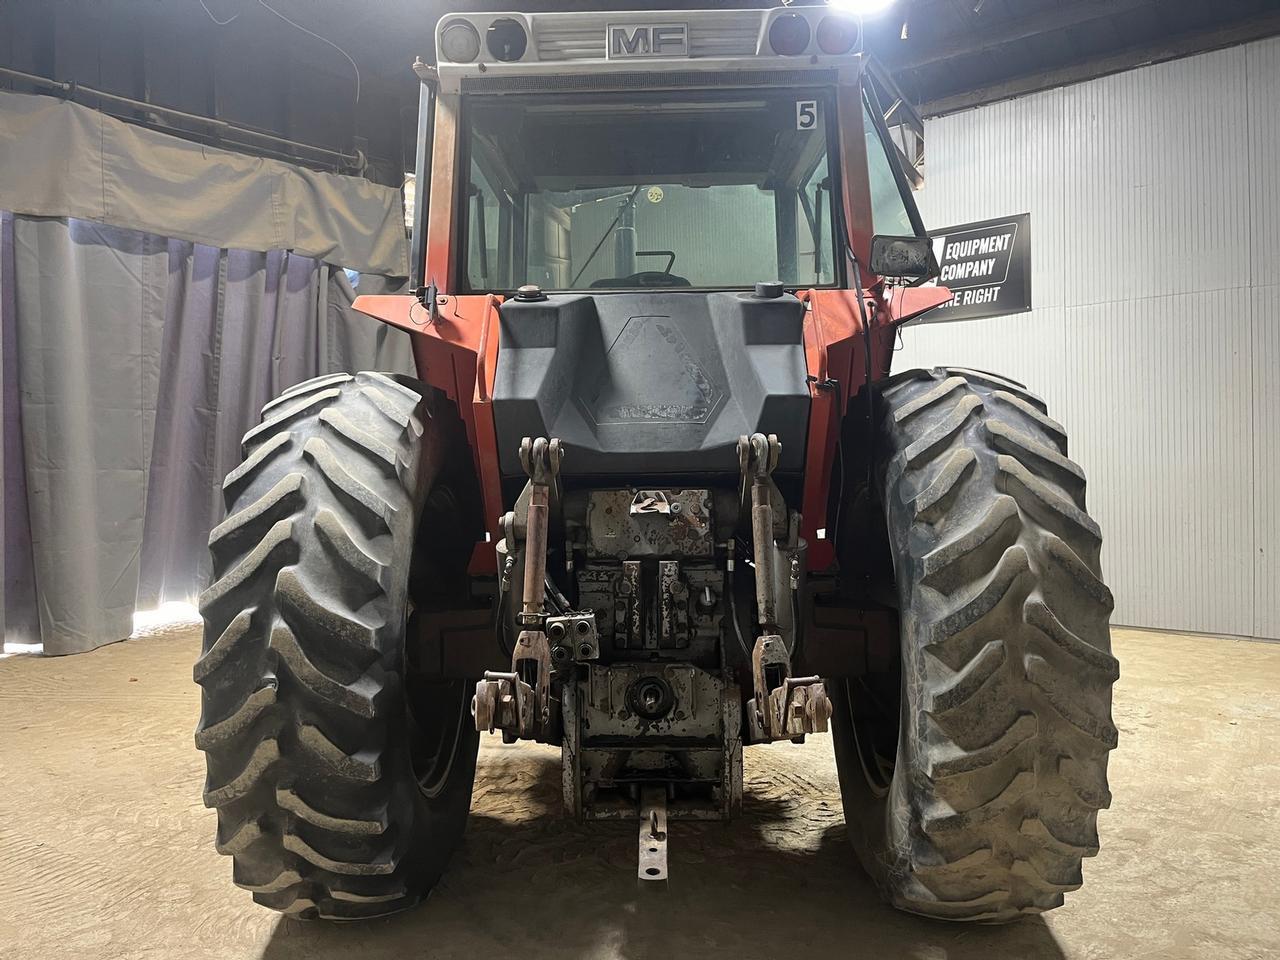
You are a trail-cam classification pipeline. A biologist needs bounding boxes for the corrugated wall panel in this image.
[1253,285,1280,639]
[1063,292,1254,636]
[1247,38,1280,289]
[896,36,1280,639]
[1248,38,1280,638]
[917,88,1066,310]
[1060,46,1252,305]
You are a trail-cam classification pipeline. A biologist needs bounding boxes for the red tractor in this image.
[195,6,1117,922]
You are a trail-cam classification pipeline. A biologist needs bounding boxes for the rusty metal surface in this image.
[478,435,564,742]
[584,665,720,739]
[578,559,723,657]
[520,484,550,622]
[736,430,826,744]
[584,489,714,560]
[473,629,557,741]
[485,432,821,833]
[566,663,741,822]
[778,676,832,737]
[657,560,690,649]
[516,436,562,625]
[472,670,525,735]
[747,634,833,743]
[512,630,553,733]
[624,560,643,649]
[747,460,778,628]
[738,433,785,625]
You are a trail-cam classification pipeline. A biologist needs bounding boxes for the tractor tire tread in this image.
[196,370,474,920]
[837,366,1117,923]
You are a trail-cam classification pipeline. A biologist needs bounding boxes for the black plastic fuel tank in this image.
[491,291,810,478]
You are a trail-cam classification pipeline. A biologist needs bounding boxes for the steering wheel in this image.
[588,249,689,288]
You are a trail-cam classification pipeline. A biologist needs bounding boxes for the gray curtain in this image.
[0,89,410,277]
[2,212,40,649]
[0,211,411,655]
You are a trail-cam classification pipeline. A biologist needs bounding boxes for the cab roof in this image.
[434,7,865,93]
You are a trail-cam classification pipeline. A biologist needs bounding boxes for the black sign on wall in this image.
[921,214,1032,323]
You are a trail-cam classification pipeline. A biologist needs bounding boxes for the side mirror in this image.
[870,235,936,280]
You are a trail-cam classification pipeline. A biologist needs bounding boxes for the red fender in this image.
[352,293,503,575]
[800,284,952,570]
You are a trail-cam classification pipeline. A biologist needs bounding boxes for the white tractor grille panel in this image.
[530,11,764,62]
[534,14,609,61]
[688,13,762,58]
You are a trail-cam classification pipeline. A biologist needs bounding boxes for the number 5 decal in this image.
[796,100,818,131]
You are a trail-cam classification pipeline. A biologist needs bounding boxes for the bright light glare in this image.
[132,601,201,636]
[0,642,42,658]
[826,0,897,15]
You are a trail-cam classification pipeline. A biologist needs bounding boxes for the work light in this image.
[768,13,811,56]
[816,15,860,55]
[826,0,897,15]
[487,18,528,62]
[440,20,481,63]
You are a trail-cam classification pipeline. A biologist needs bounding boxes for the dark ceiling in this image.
[864,0,1280,114]
[2,0,1278,183]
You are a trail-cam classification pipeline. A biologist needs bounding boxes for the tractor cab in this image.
[356,5,946,557]
[415,7,930,298]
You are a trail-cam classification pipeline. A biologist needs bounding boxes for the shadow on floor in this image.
[260,751,1067,960]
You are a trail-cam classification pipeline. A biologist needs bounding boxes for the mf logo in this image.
[607,22,689,59]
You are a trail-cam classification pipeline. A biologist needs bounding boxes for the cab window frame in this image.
[455,85,849,296]
[860,79,930,243]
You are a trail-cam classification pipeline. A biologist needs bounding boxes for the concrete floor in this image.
[1,625,1278,960]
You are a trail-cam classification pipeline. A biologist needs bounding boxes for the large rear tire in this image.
[195,371,479,919]
[831,367,1119,922]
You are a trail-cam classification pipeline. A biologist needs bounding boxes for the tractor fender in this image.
[353,292,504,574]
[798,285,952,569]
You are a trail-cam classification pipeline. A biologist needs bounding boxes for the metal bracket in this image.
[630,490,672,515]
[473,670,520,735]
[658,560,691,649]
[775,675,833,736]
[477,437,562,741]
[736,433,828,743]
[746,634,832,742]
[638,786,668,886]
[472,628,555,741]
[512,437,558,738]
[620,560,642,650]
[547,613,599,663]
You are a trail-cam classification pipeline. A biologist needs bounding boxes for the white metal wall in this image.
[896,37,1280,640]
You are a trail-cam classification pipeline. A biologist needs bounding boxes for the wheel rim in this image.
[407,677,472,799]
[848,675,898,799]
